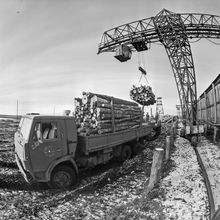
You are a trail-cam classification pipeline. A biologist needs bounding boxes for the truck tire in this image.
[50,165,76,189]
[119,144,132,161]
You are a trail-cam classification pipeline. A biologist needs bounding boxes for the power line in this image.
[189,38,202,43]
[153,42,163,46]
[206,38,220,45]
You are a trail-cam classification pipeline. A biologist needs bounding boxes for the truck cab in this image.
[14,114,78,188]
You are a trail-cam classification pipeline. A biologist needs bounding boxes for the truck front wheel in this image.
[50,165,76,189]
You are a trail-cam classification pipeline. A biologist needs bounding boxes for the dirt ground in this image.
[0,119,211,220]
[0,118,170,220]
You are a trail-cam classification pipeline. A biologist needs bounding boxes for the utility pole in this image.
[156,97,164,118]
[16,100,18,119]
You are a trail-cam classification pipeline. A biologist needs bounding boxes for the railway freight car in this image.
[197,74,220,142]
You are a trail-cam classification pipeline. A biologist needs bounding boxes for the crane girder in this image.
[98,11,220,53]
[98,9,220,123]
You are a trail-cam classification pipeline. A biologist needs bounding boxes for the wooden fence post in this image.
[165,136,171,163]
[146,148,164,193]
[213,126,218,143]
[172,121,177,139]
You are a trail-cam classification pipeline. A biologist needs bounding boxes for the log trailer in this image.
[14,113,160,188]
[98,9,220,136]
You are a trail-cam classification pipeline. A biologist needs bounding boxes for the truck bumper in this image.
[15,153,34,183]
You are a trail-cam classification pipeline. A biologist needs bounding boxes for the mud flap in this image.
[15,153,34,183]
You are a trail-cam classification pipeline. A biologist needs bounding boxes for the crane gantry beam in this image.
[98,9,220,124]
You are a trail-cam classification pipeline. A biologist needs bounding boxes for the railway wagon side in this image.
[197,74,220,125]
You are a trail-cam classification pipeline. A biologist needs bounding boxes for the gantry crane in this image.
[98,9,220,128]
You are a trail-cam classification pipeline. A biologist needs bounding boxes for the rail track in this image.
[194,141,220,220]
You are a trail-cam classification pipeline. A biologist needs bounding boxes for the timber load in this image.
[74,92,143,135]
[130,85,156,106]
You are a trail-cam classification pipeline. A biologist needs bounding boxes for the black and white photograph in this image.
[0,0,220,219]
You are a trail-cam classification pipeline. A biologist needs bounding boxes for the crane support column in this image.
[153,9,197,124]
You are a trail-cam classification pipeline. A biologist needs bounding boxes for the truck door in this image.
[29,120,67,173]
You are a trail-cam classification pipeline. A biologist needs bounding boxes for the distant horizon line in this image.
[0,114,21,119]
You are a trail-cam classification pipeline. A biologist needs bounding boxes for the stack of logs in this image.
[130,85,156,106]
[74,92,143,135]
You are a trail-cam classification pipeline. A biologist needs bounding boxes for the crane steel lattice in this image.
[98,9,220,124]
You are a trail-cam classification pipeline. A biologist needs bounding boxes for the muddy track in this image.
[16,162,151,218]
[0,140,11,143]
[0,119,166,219]
[11,138,160,219]
[0,148,14,152]
[0,160,17,169]
[0,147,14,153]
[0,168,31,190]
[0,133,161,192]
[0,147,151,192]
[30,136,166,218]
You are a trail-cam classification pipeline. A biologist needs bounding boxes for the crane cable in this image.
[138,70,149,85]
[137,48,150,85]
[206,38,220,45]
[188,37,220,45]
[189,38,202,43]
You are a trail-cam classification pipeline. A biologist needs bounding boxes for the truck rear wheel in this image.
[50,165,76,189]
[132,142,144,155]
[119,144,132,161]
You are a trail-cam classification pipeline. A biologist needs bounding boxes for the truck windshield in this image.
[19,117,32,141]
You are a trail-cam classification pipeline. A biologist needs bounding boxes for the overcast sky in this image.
[0,0,220,115]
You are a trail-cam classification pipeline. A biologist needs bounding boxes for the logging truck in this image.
[14,114,160,189]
